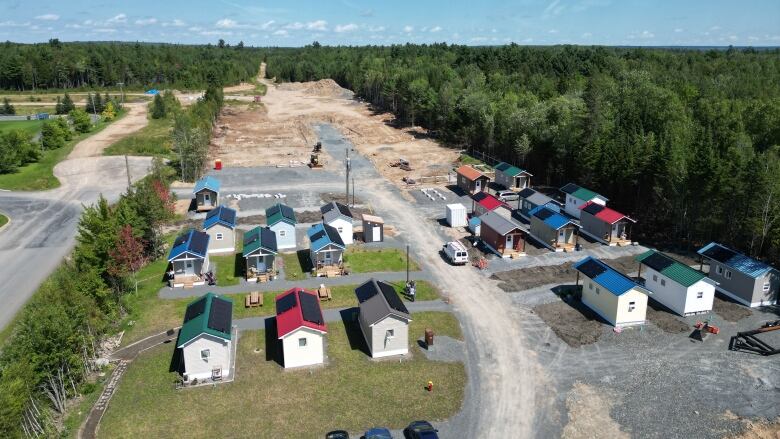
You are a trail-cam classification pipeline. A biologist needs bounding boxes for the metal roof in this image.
[574,257,644,296]
[636,250,707,287]
[275,288,327,338]
[580,201,634,224]
[525,191,556,207]
[697,242,775,279]
[355,278,411,326]
[168,230,210,261]
[307,223,345,252]
[177,293,233,347]
[480,211,523,235]
[517,187,536,199]
[494,162,531,177]
[456,165,488,181]
[203,205,237,230]
[243,226,278,256]
[193,175,221,194]
[560,183,605,202]
[472,192,504,211]
[361,213,384,224]
[320,201,352,219]
[529,205,575,230]
[266,203,296,226]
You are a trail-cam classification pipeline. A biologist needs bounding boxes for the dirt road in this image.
[68,102,148,158]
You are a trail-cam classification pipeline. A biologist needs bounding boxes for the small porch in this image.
[195,190,218,212]
[168,258,207,288]
[498,232,526,258]
[552,227,578,252]
[513,174,530,190]
[312,248,345,277]
[245,253,277,283]
[605,221,632,246]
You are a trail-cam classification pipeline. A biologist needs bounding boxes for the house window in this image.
[660,279,666,287]
[216,233,224,240]
[725,270,732,280]
[696,291,704,299]
[298,338,307,347]
[588,283,593,290]
[763,282,771,292]
[279,230,286,237]
[716,266,723,275]
[201,349,210,359]
[652,274,658,282]
[595,287,600,295]
[337,227,344,233]
[628,301,636,312]
[385,329,395,338]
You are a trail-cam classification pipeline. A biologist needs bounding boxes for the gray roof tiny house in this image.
[697,242,779,307]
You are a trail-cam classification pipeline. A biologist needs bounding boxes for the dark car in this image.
[403,421,439,439]
[364,427,393,439]
[326,430,350,439]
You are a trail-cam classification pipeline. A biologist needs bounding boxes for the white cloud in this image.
[95,28,117,33]
[674,28,683,33]
[188,26,203,32]
[335,23,358,33]
[522,37,534,43]
[470,36,488,42]
[201,30,232,36]
[35,14,59,21]
[710,25,721,31]
[548,29,558,34]
[430,26,442,33]
[273,29,288,36]
[0,21,30,27]
[135,18,157,26]
[216,18,239,28]
[284,22,304,30]
[582,32,592,38]
[728,35,738,41]
[543,0,566,18]
[403,25,413,33]
[307,20,327,31]
[65,23,82,29]
[368,25,385,33]
[163,19,185,27]
[640,30,654,39]
[748,36,759,41]
[107,13,127,24]
[261,20,275,30]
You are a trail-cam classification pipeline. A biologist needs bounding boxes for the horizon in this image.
[2,0,779,47]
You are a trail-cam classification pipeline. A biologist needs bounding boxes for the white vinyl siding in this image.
[281,327,325,368]
[181,334,231,382]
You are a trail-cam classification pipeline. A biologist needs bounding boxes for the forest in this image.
[0,40,261,90]
[263,44,780,263]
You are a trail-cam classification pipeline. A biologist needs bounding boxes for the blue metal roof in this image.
[168,230,209,261]
[193,176,221,194]
[697,242,774,278]
[469,217,481,227]
[203,205,237,230]
[307,223,345,252]
[574,256,640,296]
[529,205,574,230]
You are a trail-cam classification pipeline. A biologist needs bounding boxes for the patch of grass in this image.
[281,251,308,280]
[410,311,463,340]
[344,247,420,273]
[0,214,7,228]
[0,113,122,191]
[210,254,242,286]
[99,313,465,439]
[458,153,484,166]
[103,113,173,157]
[0,119,43,136]
[62,367,114,438]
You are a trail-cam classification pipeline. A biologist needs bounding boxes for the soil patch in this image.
[713,295,753,322]
[727,417,780,439]
[491,255,640,292]
[645,302,690,333]
[533,299,605,347]
[562,382,629,439]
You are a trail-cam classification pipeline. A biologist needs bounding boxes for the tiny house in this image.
[493,162,532,191]
[455,165,491,195]
[517,188,560,220]
[471,192,512,219]
[167,230,210,288]
[636,250,717,316]
[307,223,346,273]
[266,203,297,250]
[559,183,607,219]
[479,211,525,258]
[276,288,327,368]
[528,205,578,252]
[193,176,221,212]
[698,242,779,307]
[243,226,278,282]
[321,202,354,245]
[574,257,650,328]
[361,214,384,243]
[579,201,636,246]
[175,293,233,383]
[203,205,237,254]
[355,279,412,358]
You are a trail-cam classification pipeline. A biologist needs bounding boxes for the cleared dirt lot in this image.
[490,255,641,292]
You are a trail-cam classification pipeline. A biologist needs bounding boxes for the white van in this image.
[443,241,469,265]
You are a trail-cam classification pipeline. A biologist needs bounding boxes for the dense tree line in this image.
[264,44,780,262]
[0,40,261,90]
[0,160,175,437]
[173,86,224,181]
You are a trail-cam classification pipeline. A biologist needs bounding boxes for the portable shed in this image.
[455,165,491,195]
[361,214,384,243]
[276,288,327,368]
[203,205,237,254]
[355,279,412,358]
[321,202,354,245]
[636,250,717,316]
[167,230,210,288]
[193,176,221,212]
[493,162,532,191]
[479,211,525,257]
[528,205,578,252]
[446,203,467,228]
[574,257,650,327]
[266,203,297,250]
[560,183,607,219]
[518,188,560,220]
[175,293,233,383]
[243,226,278,282]
[697,242,779,307]
[579,201,636,246]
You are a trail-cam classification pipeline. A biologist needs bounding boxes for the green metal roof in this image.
[636,250,706,287]
[570,187,596,201]
[494,162,525,177]
[177,293,233,347]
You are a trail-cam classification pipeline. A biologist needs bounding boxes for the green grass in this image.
[210,254,242,286]
[344,247,420,273]
[458,153,485,166]
[0,113,122,191]
[62,367,114,438]
[0,214,7,228]
[280,251,308,280]
[103,113,173,157]
[0,119,44,136]
[98,313,465,439]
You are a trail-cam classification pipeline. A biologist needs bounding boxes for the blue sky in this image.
[1,0,778,46]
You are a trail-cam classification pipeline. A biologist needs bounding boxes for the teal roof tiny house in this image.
[243,226,278,281]
[266,203,297,250]
[636,250,717,316]
[175,293,233,383]
[697,242,779,307]
[493,162,532,191]
[193,176,221,212]
[560,183,607,219]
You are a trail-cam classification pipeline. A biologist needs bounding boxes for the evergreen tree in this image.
[61,93,75,113]
[151,93,166,119]
[0,97,15,115]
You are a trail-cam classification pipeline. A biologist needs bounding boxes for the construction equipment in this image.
[313,141,322,152]
[729,320,780,356]
[309,153,323,169]
[690,320,720,342]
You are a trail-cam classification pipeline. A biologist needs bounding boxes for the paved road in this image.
[0,104,152,330]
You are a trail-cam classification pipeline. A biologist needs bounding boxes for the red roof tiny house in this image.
[579,201,636,246]
[275,288,327,368]
[456,165,491,195]
[471,192,512,219]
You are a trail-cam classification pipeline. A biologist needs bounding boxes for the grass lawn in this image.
[0,113,122,191]
[0,119,43,136]
[103,112,174,157]
[62,366,114,438]
[0,213,7,228]
[210,253,242,286]
[458,153,485,166]
[280,251,308,280]
[344,247,420,273]
[98,313,465,439]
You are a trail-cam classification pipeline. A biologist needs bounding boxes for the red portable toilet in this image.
[214,159,222,170]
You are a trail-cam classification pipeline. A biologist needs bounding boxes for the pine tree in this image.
[61,93,75,113]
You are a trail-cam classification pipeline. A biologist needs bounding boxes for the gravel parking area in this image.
[416,335,466,363]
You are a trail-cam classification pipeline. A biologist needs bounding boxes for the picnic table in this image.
[245,291,263,308]
[317,284,332,301]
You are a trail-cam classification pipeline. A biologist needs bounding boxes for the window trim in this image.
[763,282,771,292]
[385,329,395,339]
[298,337,307,347]
[628,301,636,312]
[716,265,723,275]
[201,349,210,360]
[696,291,704,299]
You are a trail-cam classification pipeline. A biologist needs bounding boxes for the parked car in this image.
[442,241,469,265]
[403,421,439,439]
[496,189,519,202]
[364,427,393,439]
[326,430,350,439]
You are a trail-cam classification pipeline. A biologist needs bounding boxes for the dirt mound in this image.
[278,79,345,97]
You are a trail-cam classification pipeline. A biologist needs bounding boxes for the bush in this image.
[0,130,39,173]
[151,93,166,119]
[40,120,66,150]
[69,109,92,133]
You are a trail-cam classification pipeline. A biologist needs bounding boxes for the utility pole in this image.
[117,82,125,107]
[89,92,98,121]
[406,244,410,284]
[345,148,351,204]
[125,155,131,188]
[351,177,355,207]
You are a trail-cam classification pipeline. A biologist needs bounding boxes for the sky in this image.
[0,0,778,47]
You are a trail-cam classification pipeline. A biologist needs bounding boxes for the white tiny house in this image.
[276,288,327,368]
[636,250,716,316]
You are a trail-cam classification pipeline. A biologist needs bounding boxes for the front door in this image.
[185,260,194,275]
[204,193,210,204]
[506,234,513,249]
[475,179,482,192]
[372,226,381,242]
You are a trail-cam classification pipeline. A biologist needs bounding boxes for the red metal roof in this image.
[456,165,487,181]
[474,193,504,211]
[275,288,327,338]
[580,201,632,224]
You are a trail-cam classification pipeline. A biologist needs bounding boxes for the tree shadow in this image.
[296,249,314,273]
[264,317,284,367]
[339,307,371,357]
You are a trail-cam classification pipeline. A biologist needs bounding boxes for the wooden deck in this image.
[315,265,344,278]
